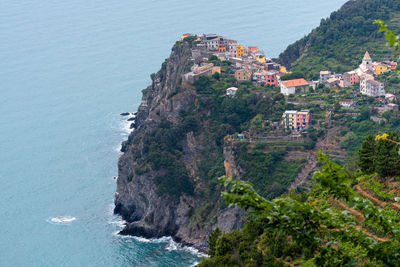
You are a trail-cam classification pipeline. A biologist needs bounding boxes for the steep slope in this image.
[199,151,400,266]
[114,40,245,251]
[114,38,311,251]
[278,0,400,78]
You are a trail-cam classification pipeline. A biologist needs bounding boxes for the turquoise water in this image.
[0,1,347,266]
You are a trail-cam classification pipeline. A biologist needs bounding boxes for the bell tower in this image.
[362,51,372,70]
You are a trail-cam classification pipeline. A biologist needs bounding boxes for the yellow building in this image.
[280,66,287,74]
[236,45,246,58]
[375,64,389,75]
[282,111,297,130]
[255,53,266,63]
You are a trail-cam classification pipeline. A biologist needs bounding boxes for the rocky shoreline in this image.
[114,40,244,252]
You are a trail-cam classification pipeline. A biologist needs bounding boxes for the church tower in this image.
[361,51,372,70]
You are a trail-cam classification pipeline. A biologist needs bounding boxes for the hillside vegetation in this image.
[200,135,400,266]
[199,1,400,265]
[278,0,400,79]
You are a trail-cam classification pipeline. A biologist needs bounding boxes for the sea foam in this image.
[47,216,76,225]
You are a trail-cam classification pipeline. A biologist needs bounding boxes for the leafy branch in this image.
[374,19,400,58]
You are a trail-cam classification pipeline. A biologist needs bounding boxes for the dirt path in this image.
[289,111,348,191]
[328,198,364,222]
[355,184,400,211]
[326,198,391,242]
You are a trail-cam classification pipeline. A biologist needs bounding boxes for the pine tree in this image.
[207,227,221,256]
[375,132,400,178]
[358,135,376,174]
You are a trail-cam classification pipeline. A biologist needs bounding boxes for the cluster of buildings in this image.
[183,33,290,87]
[180,33,399,127]
[319,51,397,97]
[282,110,311,131]
[182,34,398,102]
[182,33,321,97]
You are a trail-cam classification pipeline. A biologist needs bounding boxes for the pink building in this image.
[247,46,259,54]
[391,61,398,71]
[295,110,310,131]
[343,71,359,87]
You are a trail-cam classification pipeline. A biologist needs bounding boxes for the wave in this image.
[120,113,136,135]
[109,210,207,258]
[47,216,76,225]
[120,119,133,136]
[113,231,207,258]
[158,236,208,258]
[113,115,136,152]
[108,218,126,228]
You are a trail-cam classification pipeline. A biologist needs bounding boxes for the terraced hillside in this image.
[200,149,400,266]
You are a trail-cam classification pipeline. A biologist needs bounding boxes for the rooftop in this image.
[363,51,371,60]
[281,78,309,88]
[367,79,383,86]
[297,110,310,114]
[327,77,338,83]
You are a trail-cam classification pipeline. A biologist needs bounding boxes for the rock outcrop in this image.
[114,40,243,252]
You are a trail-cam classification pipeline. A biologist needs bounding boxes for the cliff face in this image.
[114,41,243,252]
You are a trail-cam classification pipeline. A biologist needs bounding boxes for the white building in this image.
[202,34,219,50]
[280,79,309,96]
[319,71,331,83]
[226,87,238,96]
[360,79,385,97]
[355,51,374,77]
[339,99,355,108]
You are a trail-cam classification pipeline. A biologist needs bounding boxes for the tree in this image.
[207,228,221,256]
[212,72,220,80]
[358,135,376,174]
[334,101,341,112]
[194,76,213,94]
[374,132,400,178]
[359,107,370,121]
[374,20,400,59]
[280,71,305,81]
[340,132,358,151]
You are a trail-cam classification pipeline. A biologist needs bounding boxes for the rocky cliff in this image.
[114,40,244,252]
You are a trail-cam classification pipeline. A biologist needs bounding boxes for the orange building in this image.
[235,69,251,81]
[235,45,246,58]
[218,43,226,53]
[180,33,192,40]
[265,72,278,87]
[212,67,221,74]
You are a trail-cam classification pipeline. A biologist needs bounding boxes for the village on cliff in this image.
[179,33,398,133]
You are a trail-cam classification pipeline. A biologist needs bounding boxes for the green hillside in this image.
[200,137,400,266]
[278,0,400,79]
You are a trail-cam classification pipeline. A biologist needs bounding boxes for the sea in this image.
[0,0,348,266]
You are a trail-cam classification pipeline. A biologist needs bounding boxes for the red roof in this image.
[281,78,309,88]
